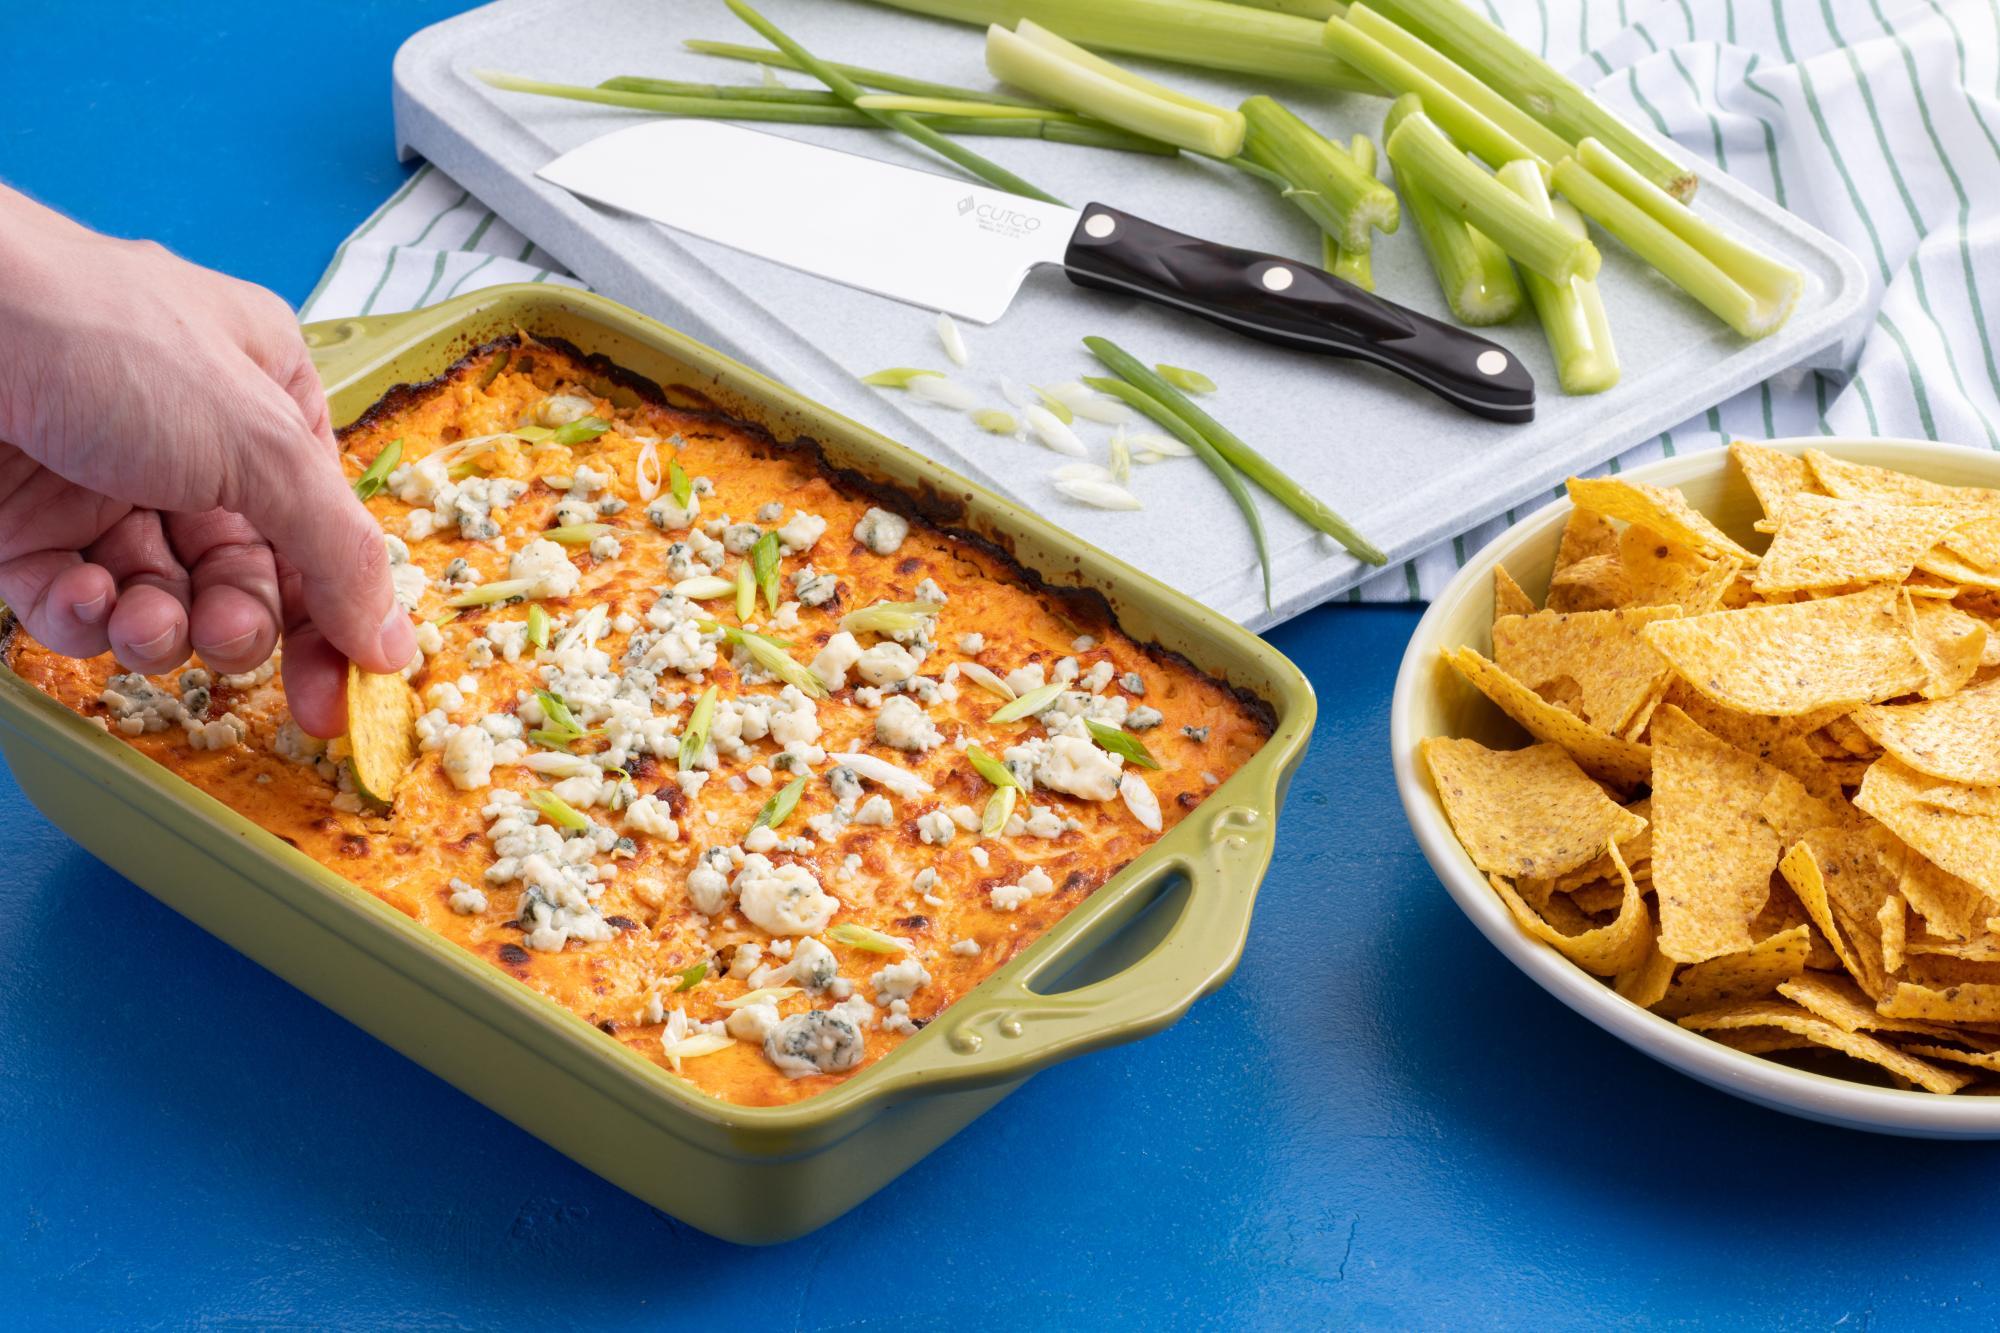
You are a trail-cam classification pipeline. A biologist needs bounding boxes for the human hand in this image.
[0,186,413,736]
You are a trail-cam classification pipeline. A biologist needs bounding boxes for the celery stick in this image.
[987,21,1245,156]
[726,0,1063,204]
[1370,0,1696,200]
[1385,98,1520,323]
[1551,141,1801,339]
[1325,13,1549,174]
[861,0,1376,90]
[1239,97,1398,250]
[1343,6,1572,165]
[1386,108,1599,285]
[680,39,1049,107]
[1326,135,1377,290]
[1498,161,1618,393]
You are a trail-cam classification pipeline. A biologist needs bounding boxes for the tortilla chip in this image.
[1806,448,2000,509]
[1547,553,1626,613]
[1569,883,1628,914]
[1944,515,2000,570]
[1653,924,1811,1017]
[1751,494,1983,594]
[1915,547,2000,591]
[1421,737,1647,879]
[1643,585,1933,716]
[1614,921,1678,1008]
[1779,835,1893,999]
[1879,893,1908,972]
[1707,1027,1820,1055]
[1486,840,1653,977]
[1566,475,1761,564]
[1441,647,1653,790]
[1855,757,2000,900]
[1902,1043,2000,1073]
[1650,706,1837,963]
[1879,981,2000,1024]
[345,665,420,806]
[1492,605,1681,736]
[1903,594,1988,697]
[1546,509,1621,612]
[1778,972,1961,1040]
[1731,440,1821,519]
[1493,564,1536,621]
[1678,998,1974,1092]
[1852,676,2000,786]
[1616,524,1739,615]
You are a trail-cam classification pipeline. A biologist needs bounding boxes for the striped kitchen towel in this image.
[305,0,2000,604]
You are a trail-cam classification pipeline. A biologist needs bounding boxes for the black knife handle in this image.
[1061,203,1534,423]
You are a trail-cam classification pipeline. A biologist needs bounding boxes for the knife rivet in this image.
[1476,350,1509,376]
[1083,212,1116,238]
[1261,265,1295,292]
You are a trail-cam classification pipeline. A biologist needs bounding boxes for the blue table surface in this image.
[6,3,1999,1328]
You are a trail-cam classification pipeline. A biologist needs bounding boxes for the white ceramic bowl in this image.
[1391,437,2000,1138]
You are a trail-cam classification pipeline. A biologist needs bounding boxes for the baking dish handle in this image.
[869,798,1276,1100]
[301,310,423,388]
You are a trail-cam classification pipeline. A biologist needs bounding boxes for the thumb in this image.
[224,384,413,675]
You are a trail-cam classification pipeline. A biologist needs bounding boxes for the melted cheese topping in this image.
[6,342,1270,1105]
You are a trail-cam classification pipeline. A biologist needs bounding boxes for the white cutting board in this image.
[391,0,1868,630]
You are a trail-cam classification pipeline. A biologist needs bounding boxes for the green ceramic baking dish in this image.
[0,284,1313,1244]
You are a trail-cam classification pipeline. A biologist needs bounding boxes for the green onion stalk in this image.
[1083,336,1386,566]
[1238,96,1397,252]
[985,20,1245,156]
[1551,138,1801,339]
[1324,10,1559,175]
[1324,135,1379,290]
[1382,95,1521,325]
[860,0,1377,90]
[724,0,1064,203]
[1497,161,1619,394]
[478,71,1170,153]
[680,39,1048,105]
[1385,106,1598,286]
[1368,0,1697,200]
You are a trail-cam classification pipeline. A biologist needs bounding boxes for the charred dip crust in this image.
[332,334,1275,731]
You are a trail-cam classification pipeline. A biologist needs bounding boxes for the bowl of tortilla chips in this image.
[1393,438,2000,1135]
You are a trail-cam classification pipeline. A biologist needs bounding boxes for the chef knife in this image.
[537,119,1534,422]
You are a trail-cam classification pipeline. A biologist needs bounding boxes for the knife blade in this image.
[537,120,1534,422]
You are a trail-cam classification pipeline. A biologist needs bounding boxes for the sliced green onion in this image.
[861,366,946,387]
[753,774,809,831]
[1383,95,1521,325]
[1085,719,1162,770]
[352,438,403,501]
[447,577,538,608]
[1030,385,1075,425]
[958,661,1015,701]
[725,0,1064,204]
[1324,12,1554,175]
[1154,363,1216,395]
[840,600,943,636]
[551,416,610,446]
[967,742,1021,789]
[673,575,737,601]
[1498,160,1619,394]
[1238,96,1398,251]
[1081,374,1271,605]
[986,20,1245,157]
[1551,139,1801,340]
[679,685,718,771]
[668,457,692,508]
[544,523,612,545]
[681,38,1050,107]
[1368,0,1696,200]
[751,531,783,614]
[673,961,708,992]
[734,560,755,622]
[1326,134,1378,290]
[526,604,551,650]
[511,424,556,443]
[1385,109,1598,286]
[982,784,1018,836]
[973,407,1020,434]
[990,680,1065,723]
[530,788,591,832]
[709,623,829,698]
[534,689,584,736]
[429,609,461,627]
[827,922,911,954]
[719,985,802,1010]
[476,350,511,388]
[862,0,1374,90]
[1343,5,1572,166]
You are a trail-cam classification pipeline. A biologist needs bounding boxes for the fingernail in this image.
[206,628,260,659]
[378,604,417,666]
[74,592,110,625]
[129,626,178,660]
